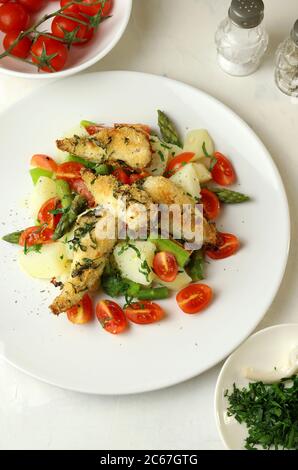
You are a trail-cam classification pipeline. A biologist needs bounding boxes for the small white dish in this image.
[214,323,298,450]
[0,0,132,79]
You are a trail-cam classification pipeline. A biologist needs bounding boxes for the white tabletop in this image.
[0,0,297,450]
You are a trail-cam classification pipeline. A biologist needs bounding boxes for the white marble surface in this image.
[0,0,297,450]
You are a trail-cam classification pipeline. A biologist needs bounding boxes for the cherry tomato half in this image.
[200,188,220,220]
[96,300,127,334]
[31,35,68,73]
[19,226,54,247]
[153,251,178,282]
[112,167,130,185]
[56,162,84,180]
[0,4,29,33]
[176,284,213,314]
[67,294,93,324]
[3,30,32,58]
[37,197,62,230]
[70,178,95,207]
[78,0,113,17]
[30,154,58,172]
[124,301,165,325]
[206,232,239,260]
[211,152,236,186]
[165,152,195,177]
[129,171,150,184]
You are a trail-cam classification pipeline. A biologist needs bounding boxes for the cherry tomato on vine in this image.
[211,152,236,186]
[78,0,113,17]
[165,152,195,176]
[0,4,30,33]
[51,12,91,47]
[153,251,178,282]
[96,300,127,334]
[206,232,239,260]
[60,0,80,14]
[31,35,68,73]
[19,0,44,13]
[200,188,220,220]
[30,154,58,172]
[37,197,62,230]
[19,226,54,247]
[124,301,165,325]
[176,284,212,314]
[67,294,93,324]
[3,30,32,58]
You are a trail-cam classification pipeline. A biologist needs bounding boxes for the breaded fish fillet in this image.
[56,126,152,170]
[143,176,217,245]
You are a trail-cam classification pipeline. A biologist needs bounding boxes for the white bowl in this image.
[214,323,298,450]
[0,0,132,79]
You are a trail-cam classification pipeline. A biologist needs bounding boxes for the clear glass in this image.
[215,17,269,76]
[275,37,298,97]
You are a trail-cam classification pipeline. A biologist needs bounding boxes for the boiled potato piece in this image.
[56,124,88,161]
[114,240,156,286]
[193,162,212,183]
[29,176,58,218]
[170,163,201,199]
[146,136,170,176]
[18,242,69,280]
[156,270,192,291]
[183,129,214,159]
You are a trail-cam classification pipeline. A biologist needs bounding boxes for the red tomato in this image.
[37,197,62,230]
[51,12,91,47]
[56,162,84,180]
[85,124,107,135]
[60,0,80,13]
[70,178,95,207]
[31,35,68,73]
[124,301,165,325]
[3,30,32,58]
[79,0,113,17]
[129,171,150,184]
[19,226,54,247]
[153,251,178,282]
[112,168,130,185]
[176,284,212,314]
[200,188,220,220]
[165,152,195,176]
[96,300,127,334]
[211,152,236,186]
[206,232,240,260]
[19,0,44,13]
[67,294,93,324]
[0,4,29,33]
[30,154,58,172]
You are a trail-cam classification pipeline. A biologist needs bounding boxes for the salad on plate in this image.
[2,111,250,334]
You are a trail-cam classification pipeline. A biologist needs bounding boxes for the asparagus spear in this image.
[211,187,250,203]
[53,195,87,240]
[2,230,24,244]
[55,180,73,209]
[186,250,205,281]
[137,287,169,301]
[157,110,182,147]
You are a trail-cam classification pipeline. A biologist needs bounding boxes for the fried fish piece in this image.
[56,126,152,170]
[143,176,217,245]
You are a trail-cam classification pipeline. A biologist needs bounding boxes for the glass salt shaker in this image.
[275,20,298,98]
[215,0,269,76]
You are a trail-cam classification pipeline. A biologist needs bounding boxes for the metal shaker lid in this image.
[291,20,298,45]
[228,0,265,29]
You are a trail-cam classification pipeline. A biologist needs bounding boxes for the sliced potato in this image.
[193,162,212,183]
[28,176,58,218]
[156,270,192,291]
[114,240,156,286]
[170,163,201,199]
[183,129,214,159]
[18,242,69,280]
[146,136,169,176]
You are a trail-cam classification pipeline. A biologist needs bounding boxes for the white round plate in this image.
[0,1,132,79]
[0,72,290,394]
[215,324,298,450]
